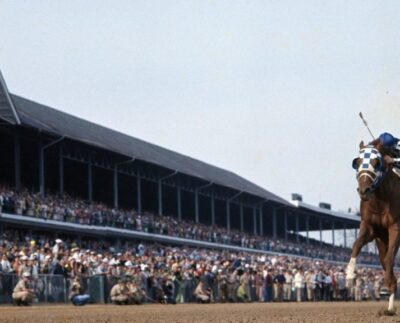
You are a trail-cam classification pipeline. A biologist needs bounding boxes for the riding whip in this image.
[359,112,375,140]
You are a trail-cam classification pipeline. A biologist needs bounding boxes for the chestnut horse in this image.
[347,140,400,314]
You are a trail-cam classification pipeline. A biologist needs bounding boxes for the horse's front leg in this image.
[384,224,400,314]
[346,221,374,280]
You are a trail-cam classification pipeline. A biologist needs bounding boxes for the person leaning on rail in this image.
[12,272,35,306]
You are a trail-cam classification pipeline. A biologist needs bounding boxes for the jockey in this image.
[379,132,400,167]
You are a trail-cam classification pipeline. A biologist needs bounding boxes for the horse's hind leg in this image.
[346,221,374,279]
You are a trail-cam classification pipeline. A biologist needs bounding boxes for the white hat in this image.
[55,239,62,244]
[21,256,28,261]
[23,272,31,278]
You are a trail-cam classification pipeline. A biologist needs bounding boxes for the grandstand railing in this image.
[2,273,400,304]
[0,212,384,266]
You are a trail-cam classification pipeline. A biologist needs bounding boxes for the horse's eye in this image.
[352,158,359,170]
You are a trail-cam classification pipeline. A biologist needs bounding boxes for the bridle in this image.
[352,145,386,191]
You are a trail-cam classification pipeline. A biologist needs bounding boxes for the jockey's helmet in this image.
[379,132,398,148]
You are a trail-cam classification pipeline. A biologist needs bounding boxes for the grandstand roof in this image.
[10,94,290,206]
[290,200,360,223]
[0,71,20,125]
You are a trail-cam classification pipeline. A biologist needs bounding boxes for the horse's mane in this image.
[367,139,395,157]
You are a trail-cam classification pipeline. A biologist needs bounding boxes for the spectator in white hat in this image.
[52,239,63,257]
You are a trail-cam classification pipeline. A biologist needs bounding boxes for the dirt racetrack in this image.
[1,302,400,323]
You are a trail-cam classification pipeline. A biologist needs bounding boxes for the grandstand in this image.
[0,69,359,250]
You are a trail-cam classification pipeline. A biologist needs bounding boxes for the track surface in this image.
[1,302,400,323]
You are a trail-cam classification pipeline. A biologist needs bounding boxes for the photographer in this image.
[110,278,130,305]
[162,277,176,304]
[194,280,210,303]
[12,272,34,306]
[69,277,90,306]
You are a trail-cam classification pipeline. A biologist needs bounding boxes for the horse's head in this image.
[352,140,386,201]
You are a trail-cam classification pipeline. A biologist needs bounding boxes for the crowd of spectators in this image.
[0,186,378,265]
[0,229,393,305]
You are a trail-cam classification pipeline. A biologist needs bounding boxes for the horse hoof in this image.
[383,310,396,316]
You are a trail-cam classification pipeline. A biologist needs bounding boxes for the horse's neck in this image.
[373,170,400,206]
[379,170,399,195]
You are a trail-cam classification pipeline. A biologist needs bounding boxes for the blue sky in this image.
[1,1,399,213]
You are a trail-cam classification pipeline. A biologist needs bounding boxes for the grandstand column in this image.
[87,156,93,202]
[211,193,215,225]
[195,190,199,223]
[113,167,119,209]
[240,204,244,232]
[305,215,309,244]
[295,213,299,243]
[226,200,231,232]
[137,176,142,214]
[253,208,257,235]
[14,135,21,191]
[319,218,323,246]
[158,180,162,215]
[272,209,277,239]
[39,142,44,197]
[284,211,288,241]
[259,208,263,236]
[343,222,347,248]
[59,145,64,195]
[40,136,65,198]
[331,221,335,247]
[177,185,182,221]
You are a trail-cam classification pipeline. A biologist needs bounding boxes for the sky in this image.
[0,1,399,214]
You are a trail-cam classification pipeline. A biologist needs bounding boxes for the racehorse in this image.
[347,139,400,314]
